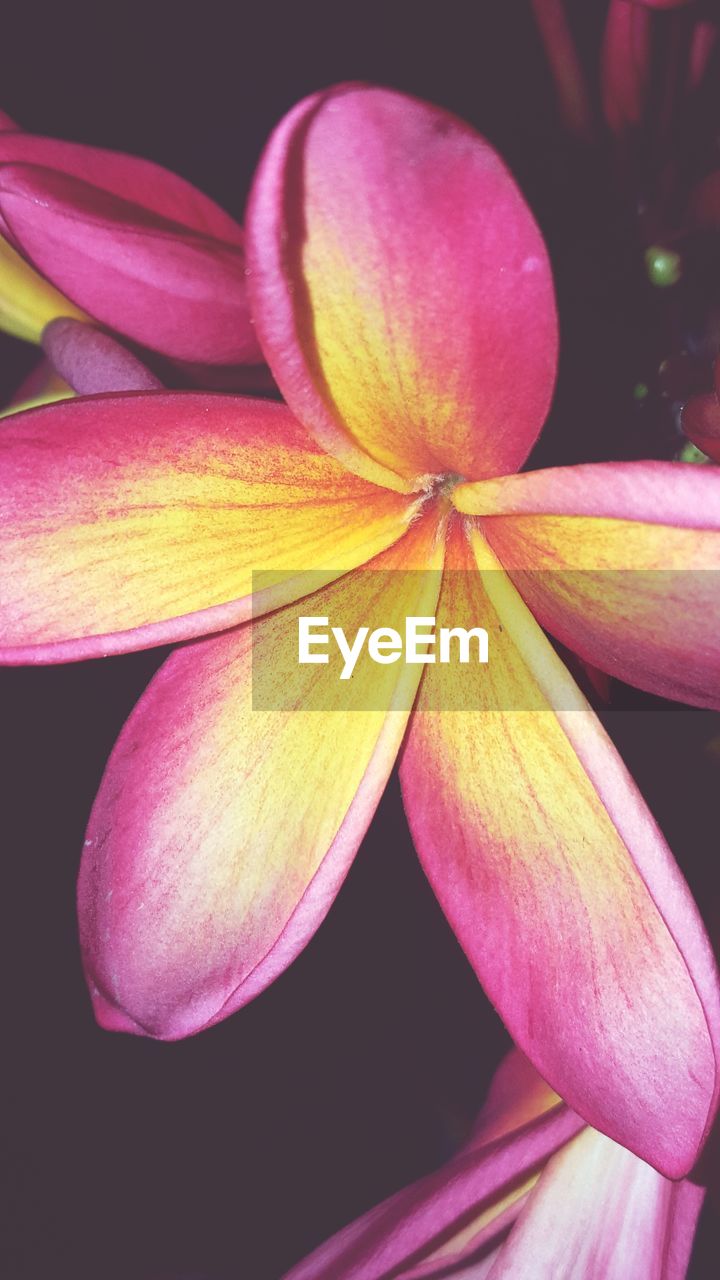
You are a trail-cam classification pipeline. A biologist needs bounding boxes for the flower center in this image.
[423,471,465,499]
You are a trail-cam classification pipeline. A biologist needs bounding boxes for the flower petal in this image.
[246,84,557,492]
[0,393,418,662]
[0,163,261,364]
[0,127,244,242]
[0,231,86,342]
[41,318,163,393]
[453,462,720,708]
[529,0,594,139]
[601,0,652,133]
[400,521,720,1177]
[0,386,74,419]
[688,20,717,94]
[664,1179,708,1280]
[472,1049,563,1146]
[78,514,445,1041]
[0,356,72,418]
[0,110,18,132]
[8,355,66,402]
[284,1053,581,1280]
[486,1128,704,1280]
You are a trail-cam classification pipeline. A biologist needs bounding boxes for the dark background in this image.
[1,2,720,1276]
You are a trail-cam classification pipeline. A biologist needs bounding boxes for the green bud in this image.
[645,246,682,288]
[676,441,711,464]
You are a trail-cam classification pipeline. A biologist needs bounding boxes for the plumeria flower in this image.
[2,85,720,1177]
[282,1049,706,1280]
[0,108,262,366]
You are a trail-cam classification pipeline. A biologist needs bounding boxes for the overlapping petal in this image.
[284,1052,581,1280]
[286,1048,705,1278]
[78,514,445,1040]
[0,163,261,363]
[246,84,557,492]
[0,232,86,342]
[453,462,720,708]
[0,393,419,662]
[484,1128,704,1280]
[0,356,72,419]
[400,521,720,1177]
[0,125,244,244]
[41,318,163,393]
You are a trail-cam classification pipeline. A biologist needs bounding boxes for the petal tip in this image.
[88,984,147,1038]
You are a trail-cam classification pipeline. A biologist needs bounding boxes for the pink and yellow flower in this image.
[1,85,720,1177]
[282,1049,706,1279]
[0,108,261,365]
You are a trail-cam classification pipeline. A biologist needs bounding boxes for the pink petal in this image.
[471,1048,565,1145]
[284,1055,581,1280]
[400,521,720,1178]
[0,109,19,132]
[0,128,243,241]
[529,0,594,139]
[78,515,445,1040]
[41,318,163,393]
[688,21,717,93]
[246,84,557,492]
[601,0,653,134]
[664,1179,707,1279]
[7,356,69,406]
[0,229,87,342]
[453,461,720,709]
[0,163,261,364]
[486,1127,703,1279]
[0,393,418,662]
[284,1050,705,1280]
